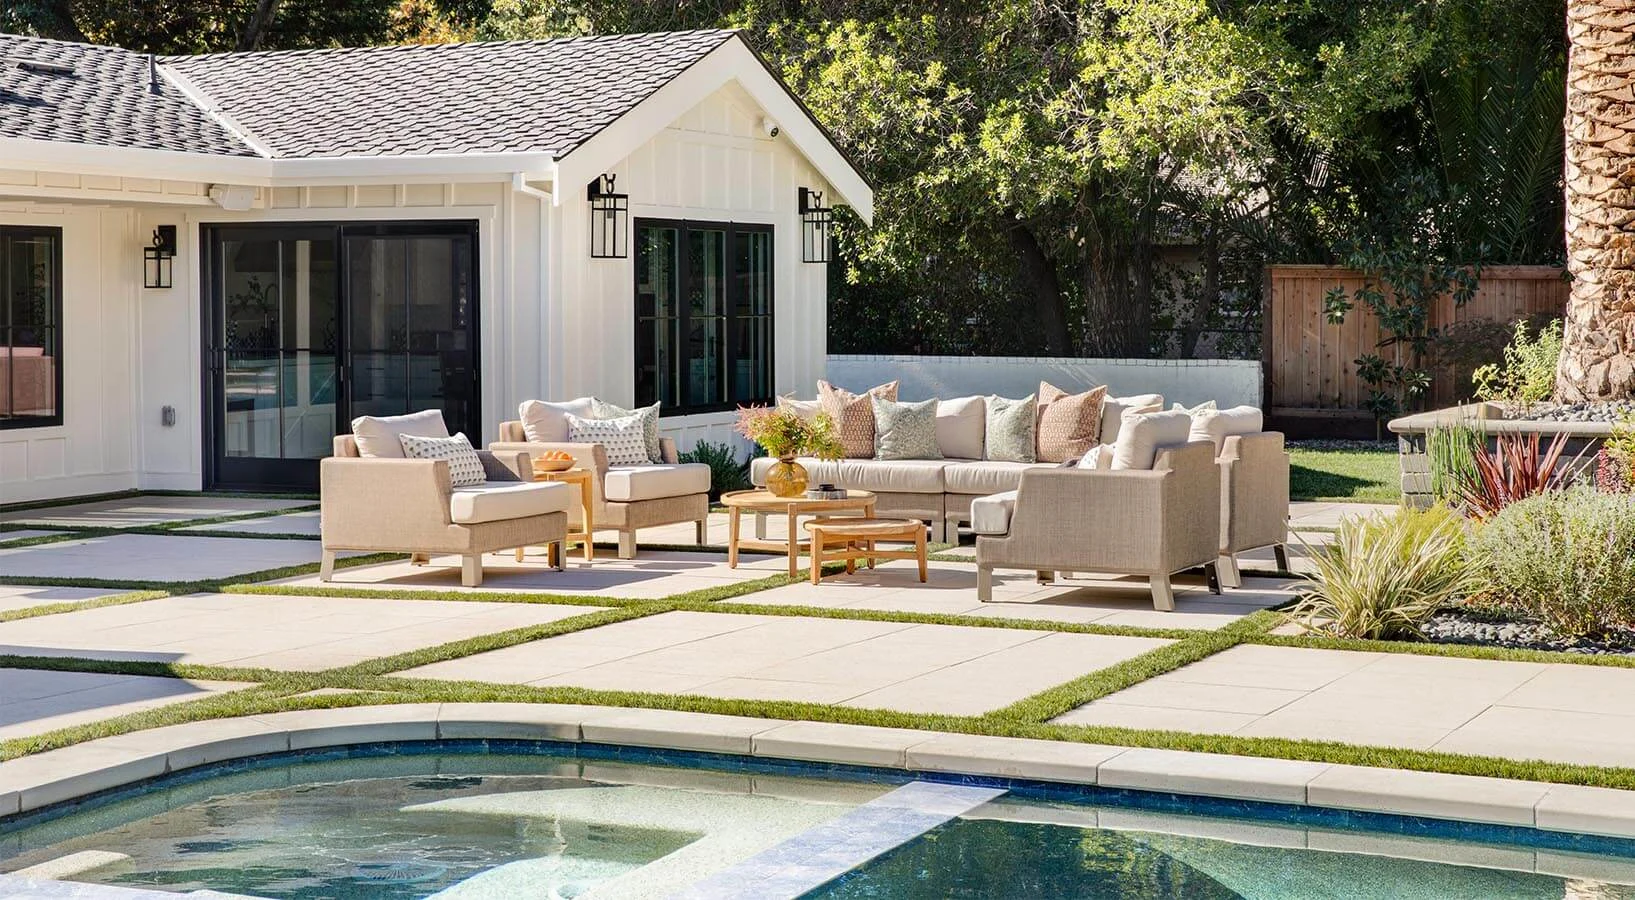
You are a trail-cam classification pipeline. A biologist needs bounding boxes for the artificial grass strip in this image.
[331,605,668,678]
[0,652,289,685]
[1251,630,1635,669]
[147,504,320,533]
[0,589,169,624]
[224,583,646,609]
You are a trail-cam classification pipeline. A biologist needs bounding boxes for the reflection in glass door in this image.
[205,222,479,490]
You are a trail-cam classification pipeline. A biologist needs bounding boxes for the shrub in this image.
[1467,487,1635,637]
[1599,413,1635,494]
[1287,505,1474,640]
[1454,431,1572,519]
[1471,318,1563,411]
[1424,421,1484,503]
[678,440,749,500]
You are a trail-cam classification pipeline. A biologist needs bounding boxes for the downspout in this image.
[512,174,555,400]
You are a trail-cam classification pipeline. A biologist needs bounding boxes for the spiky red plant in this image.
[1455,431,1573,519]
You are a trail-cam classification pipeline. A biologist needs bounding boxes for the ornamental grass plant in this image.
[1287,504,1475,640]
[1467,487,1635,637]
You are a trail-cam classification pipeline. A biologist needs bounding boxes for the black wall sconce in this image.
[587,174,629,259]
[144,225,177,289]
[799,187,833,263]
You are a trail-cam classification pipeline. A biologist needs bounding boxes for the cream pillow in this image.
[592,399,662,464]
[935,395,986,459]
[1075,444,1114,470]
[520,397,596,443]
[1111,409,1193,470]
[1171,400,1218,415]
[351,409,448,458]
[1191,405,1264,454]
[398,432,486,486]
[1099,393,1164,445]
[777,394,822,422]
[566,412,651,465]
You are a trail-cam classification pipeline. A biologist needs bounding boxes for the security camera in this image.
[760,117,779,138]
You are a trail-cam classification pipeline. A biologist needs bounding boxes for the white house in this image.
[0,29,872,500]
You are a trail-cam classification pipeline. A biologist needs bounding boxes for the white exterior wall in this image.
[545,83,830,452]
[825,355,1265,410]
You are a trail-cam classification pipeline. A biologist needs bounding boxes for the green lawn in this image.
[1288,441,1400,503]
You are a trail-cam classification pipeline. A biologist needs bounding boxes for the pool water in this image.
[1,746,1633,900]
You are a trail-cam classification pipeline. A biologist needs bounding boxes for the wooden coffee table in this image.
[805,518,928,585]
[720,489,876,578]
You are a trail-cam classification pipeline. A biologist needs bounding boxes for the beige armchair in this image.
[321,435,572,587]
[1217,431,1291,586]
[491,421,709,559]
[974,441,1223,610]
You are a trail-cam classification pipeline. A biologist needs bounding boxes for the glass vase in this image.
[766,456,809,497]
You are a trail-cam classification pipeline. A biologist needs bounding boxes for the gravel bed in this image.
[1423,610,1635,656]
[1518,400,1635,424]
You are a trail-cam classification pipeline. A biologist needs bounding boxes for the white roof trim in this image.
[554,36,873,224]
[156,62,276,159]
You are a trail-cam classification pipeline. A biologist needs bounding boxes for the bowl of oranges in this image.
[532,450,575,474]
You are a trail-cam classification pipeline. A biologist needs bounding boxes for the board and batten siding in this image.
[549,83,830,452]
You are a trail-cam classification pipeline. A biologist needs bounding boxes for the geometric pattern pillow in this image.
[818,379,898,458]
[1036,382,1108,463]
[566,412,652,466]
[871,395,942,460]
[983,394,1037,463]
[592,399,662,464]
[398,432,486,487]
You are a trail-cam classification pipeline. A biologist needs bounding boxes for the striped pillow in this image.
[398,432,486,487]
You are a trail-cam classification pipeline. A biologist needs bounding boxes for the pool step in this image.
[667,781,1005,900]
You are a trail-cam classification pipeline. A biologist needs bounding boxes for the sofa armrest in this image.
[1219,432,1290,552]
[320,457,454,549]
[488,441,609,509]
[660,437,680,465]
[477,449,531,481]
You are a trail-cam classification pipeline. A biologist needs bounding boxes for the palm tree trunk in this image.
[1558,0,1635,401]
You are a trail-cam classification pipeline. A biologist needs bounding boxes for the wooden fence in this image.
[1265,264,1568,415]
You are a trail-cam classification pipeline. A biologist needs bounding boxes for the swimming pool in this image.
[1,741,1632,899]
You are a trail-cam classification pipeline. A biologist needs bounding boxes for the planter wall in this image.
[1388,404,1610,508]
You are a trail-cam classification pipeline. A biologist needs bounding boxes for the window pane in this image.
[635,226,680,408]
[1,229,61,427]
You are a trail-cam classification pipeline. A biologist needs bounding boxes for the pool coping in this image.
[1,703,1633,844]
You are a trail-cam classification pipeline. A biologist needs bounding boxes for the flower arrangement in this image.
[735,405,844,460]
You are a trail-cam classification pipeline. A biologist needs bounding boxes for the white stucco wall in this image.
[823,355,1265,410]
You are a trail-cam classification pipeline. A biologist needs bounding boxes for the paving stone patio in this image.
[0,593,605,671]
[399,610,1171,715]
[176,510,320,536]
[0,531,55,545]
[0,496,311,529]
[0,668,249,742]
[0,534,358,583]
[0,586,129,616]
[1055,644,1635,769]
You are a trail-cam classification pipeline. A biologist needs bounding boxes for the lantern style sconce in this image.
[587,174,629,259]
[798,187,833,263]
[144,225,177,289]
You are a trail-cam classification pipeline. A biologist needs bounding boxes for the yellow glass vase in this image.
[766,456,809,497]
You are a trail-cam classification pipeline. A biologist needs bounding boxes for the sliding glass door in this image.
[204,222,478,490]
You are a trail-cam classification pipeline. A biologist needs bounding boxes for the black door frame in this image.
[201,220,481,492]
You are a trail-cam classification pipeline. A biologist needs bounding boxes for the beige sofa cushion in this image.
[1111,409,1193,470]
[935,396,986,459]
[519,397,596,443]
[970,490,1018,536]
[1037,382,1108,463]
[1099,393,1164,445]
[1190,405,1264,454]
[450,480,572,524]
[351,409,448,459]
[603,464,711,502]
[943,460,1051,495]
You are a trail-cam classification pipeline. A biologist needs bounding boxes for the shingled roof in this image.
[0,33,258,156]
[0,29,738,160]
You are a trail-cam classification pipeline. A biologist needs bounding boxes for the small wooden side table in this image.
[719,489,876,579]
[805,518,928,585]
[516,466,595,563]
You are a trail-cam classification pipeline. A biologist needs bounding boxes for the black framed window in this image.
[1,226,63,429]
[635,219,772,415]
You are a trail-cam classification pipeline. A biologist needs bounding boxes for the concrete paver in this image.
[0,496,311,529]
[0,585,130,616]
[0,534,359,583]
[178,510,320,536]
[0,667,250,742]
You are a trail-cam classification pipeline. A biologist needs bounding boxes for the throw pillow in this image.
[872,396,943,460]
[1190,404,1264,454]
[1075,444,1114,469]
[1172,400,1218,415]
[565,412,651,466]
[818,379,899,458]
[592,399,662,464]
[1037,382,1108,463]
[520,398,596,443]
[1098,393,1164,445]
[934,395,986,459]
[983,395,1037,463]
[1111,409,1193,470]
[777,394,823,422]
[398,432,486,486]
[352,409,449,458]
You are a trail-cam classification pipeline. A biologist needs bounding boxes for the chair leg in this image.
[410,552,429,566]
[1150,574,1175,611]
[462,554,483,588]
[1273,543,1291,571]
[696,518,709,545]
[553,541,567,572]
[929,517,945,545]
[618,531,637,559]
[319,550,336,582]
[1206,561,1223,595]
[1036,570,1055,584]
[977,564,994,603]
[1217,554,1242,589]
[754,512,768,540]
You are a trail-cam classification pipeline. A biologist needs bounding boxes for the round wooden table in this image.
[804,517,928,585]
[719,489,876,578]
